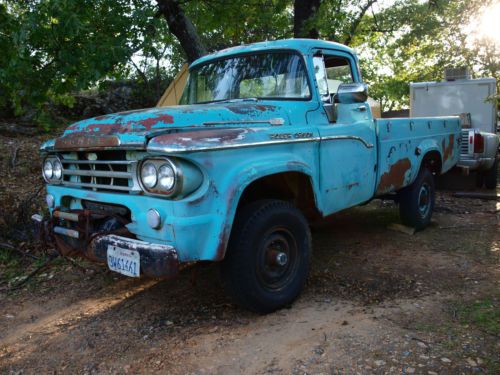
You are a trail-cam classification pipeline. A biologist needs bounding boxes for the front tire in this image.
[399,168,435,230]
[220,200,311,314]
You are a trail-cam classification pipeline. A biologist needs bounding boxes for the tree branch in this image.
[130,59,150,90]
[344,0,378,46]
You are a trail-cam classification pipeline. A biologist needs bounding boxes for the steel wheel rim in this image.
[256,226,299,291]
[418,183,431,217]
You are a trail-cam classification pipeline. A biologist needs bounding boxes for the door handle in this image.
[354,105,367,112]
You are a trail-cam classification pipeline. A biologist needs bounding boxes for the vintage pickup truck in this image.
[36,39,460,313]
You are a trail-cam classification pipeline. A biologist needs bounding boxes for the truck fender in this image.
[215,158,319,260]
[414,138,443,180]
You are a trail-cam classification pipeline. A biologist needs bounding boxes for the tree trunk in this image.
[157,0,207,62]
[293,0,322,39]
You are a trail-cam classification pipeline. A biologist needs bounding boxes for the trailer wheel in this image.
[399,168,435,230]
[483,158,498,190]
[220,200,311,314]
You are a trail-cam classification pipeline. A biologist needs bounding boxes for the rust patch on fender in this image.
[55,134,121,150]
[214,187,238,261]
[152,128,249,146]
[442,134,455,163]
[376,158,411,194]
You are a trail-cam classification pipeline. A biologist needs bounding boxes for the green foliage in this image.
[0,0,498,121]
[0,0,173,126]
[352,0,499,110]
[457,298,500,336]
[184,0,292,51]
[0,248,23,284]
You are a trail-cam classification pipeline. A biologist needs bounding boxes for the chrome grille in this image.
[60,152,141,192]
[460,130,470,155]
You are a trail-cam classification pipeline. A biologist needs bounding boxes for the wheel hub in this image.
[267,250,288,266]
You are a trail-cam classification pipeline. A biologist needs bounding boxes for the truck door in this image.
[311,50,377,215]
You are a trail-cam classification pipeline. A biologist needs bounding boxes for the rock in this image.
[406,367,415,373]
[428,372,438,375]
[417,341,428,349]
[388,223,416,235]
[374,360,386,367]
[440,357,451,364]
[466,358,477,367]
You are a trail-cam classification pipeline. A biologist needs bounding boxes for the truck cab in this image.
[37,39,461,313]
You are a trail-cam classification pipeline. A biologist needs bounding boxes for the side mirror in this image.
[337,83,368,104]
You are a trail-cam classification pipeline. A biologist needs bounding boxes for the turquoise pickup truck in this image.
[37,39,460,313]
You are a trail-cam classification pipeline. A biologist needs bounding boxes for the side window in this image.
[323,56,354,95]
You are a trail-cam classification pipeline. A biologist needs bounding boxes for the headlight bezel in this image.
[42,156,63,184]
[138,157,182,196]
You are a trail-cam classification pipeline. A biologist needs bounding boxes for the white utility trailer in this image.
[410,76,498,189]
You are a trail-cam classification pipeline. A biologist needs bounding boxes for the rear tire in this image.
[483,158,498,190]
[399,168,435,230]
[220,200,311,314]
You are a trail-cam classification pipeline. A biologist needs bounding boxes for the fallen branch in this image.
[10,146,19,169]
[62,255,92,273]
[8,253,59,291]
[0,122,38,137]
[452,192,500,201]
[0,241,39,260]
[16,185,44,226]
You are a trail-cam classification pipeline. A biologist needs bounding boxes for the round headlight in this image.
[43,160,53,180]
[53,160,62,180]
[141,162,157,188]
[158,163,175,191]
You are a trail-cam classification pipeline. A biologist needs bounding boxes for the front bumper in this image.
[32,214,179,279]
[90,234,179,279]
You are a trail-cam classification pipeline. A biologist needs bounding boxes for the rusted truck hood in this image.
[47,102,288,151]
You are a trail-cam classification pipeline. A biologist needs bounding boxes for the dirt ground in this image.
[0,134,499,374]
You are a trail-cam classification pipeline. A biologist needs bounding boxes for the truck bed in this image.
[374,117,461,195]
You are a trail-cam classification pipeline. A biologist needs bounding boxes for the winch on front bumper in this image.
[32,209,179,279]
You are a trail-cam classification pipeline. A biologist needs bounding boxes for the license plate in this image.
[107,245,140,277]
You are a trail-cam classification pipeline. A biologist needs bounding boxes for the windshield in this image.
[180,52,311,104]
